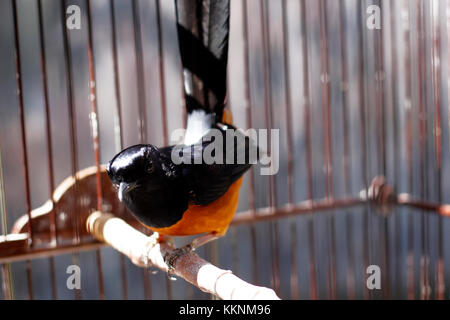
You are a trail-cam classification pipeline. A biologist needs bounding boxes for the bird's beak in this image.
[118,182,137,202]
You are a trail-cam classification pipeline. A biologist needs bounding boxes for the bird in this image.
[106,0,256,270]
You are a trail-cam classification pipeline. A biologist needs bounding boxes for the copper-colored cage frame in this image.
[1,0,450,300]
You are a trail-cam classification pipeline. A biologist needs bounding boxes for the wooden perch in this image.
[86,211,280,300]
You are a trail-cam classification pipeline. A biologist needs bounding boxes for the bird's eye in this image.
[114,175,123,185]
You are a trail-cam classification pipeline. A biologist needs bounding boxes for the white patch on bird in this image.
[184,110,215,145]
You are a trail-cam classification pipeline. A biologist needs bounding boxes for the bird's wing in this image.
[181,125,256,205]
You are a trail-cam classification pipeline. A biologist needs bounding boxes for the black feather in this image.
[175,0,230,121]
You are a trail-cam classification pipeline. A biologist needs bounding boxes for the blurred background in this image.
[0,0,450,300]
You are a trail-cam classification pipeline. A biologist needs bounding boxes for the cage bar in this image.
[0,0,449,301]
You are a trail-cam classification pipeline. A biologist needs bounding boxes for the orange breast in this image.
[148,178,242,236]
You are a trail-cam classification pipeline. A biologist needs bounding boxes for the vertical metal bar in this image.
[142,269,151,300]
[155,0,172,300]
[430,0,443,300]
[60,0,81,246]
[222,40,238,301]
[318,0,336,300]
[0,146,7,239]
[0,6,12,293]
[357,0,370,300]
[242,0,255,217]
[48,256,57,299]
[281,0,294,209]
[423,1,436,299]
[37,0,58,299]
[11,0,33,248]
[85,0,105,300]
[110,0,124,151]
[427,0,437,299]
[230,227,239,277]
[241,0,258,286]
[280,0,298,299]
[300,0,316,300]
[109,0,128,300]
[403,0,415,300]
[119,254,128,300]
[445,0,450,301]
[25,261,33,300]
[269,221,279,295]
[1,265,13,300]
[37,0,57,248]
[318,0,333,200]
[300,0,313,204]
[416,0,429,300]
[443,0,450,301]
[130,0,152,299]
[374,0,389,299]
[165,273,172,300]
[259,0,274,210]
[389,0,401,299]
[155,0,168,147]
[132,0,148,143]
[260,0,280,296]
[375,6,387,176]
[61,0,83,299]
[11,0,33,300]
[180,62,187,128]
[338,0,355,300]
[249,225,258,286]
[93,250,105,299]
[0,136,13,300]
[339,0,350,199]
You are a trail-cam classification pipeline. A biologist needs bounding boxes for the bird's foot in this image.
[164,244,193,277]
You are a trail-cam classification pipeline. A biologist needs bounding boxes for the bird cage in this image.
[0,0,450,300]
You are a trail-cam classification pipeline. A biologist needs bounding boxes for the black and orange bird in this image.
[106,0,256,267]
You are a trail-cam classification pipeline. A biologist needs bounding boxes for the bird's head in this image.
[106,144,159,202]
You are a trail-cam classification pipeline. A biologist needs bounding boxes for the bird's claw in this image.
[164,244,193,276]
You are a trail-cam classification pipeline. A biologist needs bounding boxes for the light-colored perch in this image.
[86,211,280,300]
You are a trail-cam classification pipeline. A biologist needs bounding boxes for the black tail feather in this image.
[175,0,230,122]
